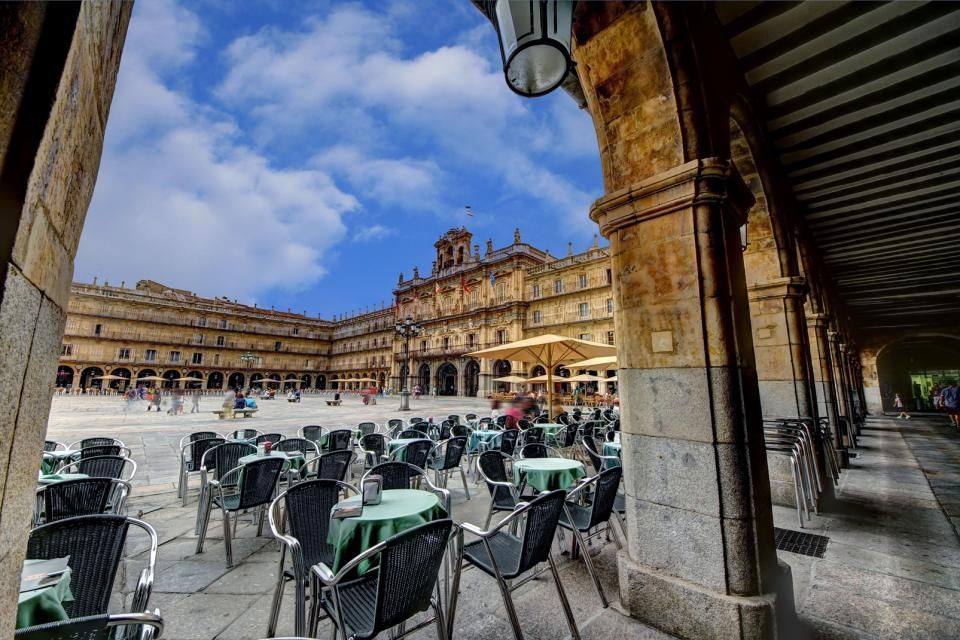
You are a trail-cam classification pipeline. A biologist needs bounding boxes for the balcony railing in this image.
[62,327,330,357]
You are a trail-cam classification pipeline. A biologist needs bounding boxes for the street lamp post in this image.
[394,315,421,411]
[239,352,256,390]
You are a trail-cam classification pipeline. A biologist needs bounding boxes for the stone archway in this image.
[227,372,244,389]
[464,360,480,397]
[79,366,104,390]
[56,366,74,388]
[873,335,960,412]
[435,362,457,396]
[208,371,225,389]
[161,370,180,388]
[417,363,431,391]
[110,367,132,390]
[316,374,326,390]
[136,369,157,386]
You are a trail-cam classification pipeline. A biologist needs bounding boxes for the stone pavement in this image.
[43,400,960,638]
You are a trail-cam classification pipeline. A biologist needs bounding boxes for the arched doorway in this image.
[208,371,224,389]
[875,336,960,412]
[162,370,179,388]
[79,366,103,390]
[554,365,570,393]
[111,367,132,390]
[378,372,386,389]
[464,360,480,397]
[316,374,326,390]
[494,359,512,392]
[436,362,457,396]
[227,372,244,389]
[56,366,74,388]
[301,374,311,388]
[417,363,430,391]
[284,374,298,389]
[136,369,157,387]
[183,371,203,389]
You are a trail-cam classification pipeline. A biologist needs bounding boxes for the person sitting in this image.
[234,392,246,410]
[245,395,257,409]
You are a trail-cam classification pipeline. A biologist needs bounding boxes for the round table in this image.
[37,473,89,486]
[513,458,585,493]
[602,442,622,467]
[17,560,72,629]
[468,430,501,453]
[238,450,305,471]
[40,451,78,475]
[327,489,446,574]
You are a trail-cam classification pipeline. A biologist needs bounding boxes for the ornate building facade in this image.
[57,228,617,396]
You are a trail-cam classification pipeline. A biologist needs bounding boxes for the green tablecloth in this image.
[386,438,422,461]
[602,442,622,467]
[532,424,566,446]
[467,430,500,453]
[513,458,585,493]
[17,561,73,629]
[37,473,89,486]
[327,489,446,574]
[39,451,78,475]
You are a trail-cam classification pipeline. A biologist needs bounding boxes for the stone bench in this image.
[326,400,342,406]
[212,408,258,419]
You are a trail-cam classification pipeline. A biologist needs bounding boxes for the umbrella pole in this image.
[546,344,554,421]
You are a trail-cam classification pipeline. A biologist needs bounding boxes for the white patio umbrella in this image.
[467,334,616,419]
[564,355,618,372]
[93,374,127,381]
[566,373,605,383]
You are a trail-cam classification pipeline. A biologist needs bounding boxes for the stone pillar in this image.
[591,159,788,640]
[807,314,844,454]
[456,362,466,398]
[479,358,493,397]
[0,3,131,635]
[860,349,882,415]
[828,332,855,447]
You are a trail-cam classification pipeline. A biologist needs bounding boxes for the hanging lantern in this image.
[492,0,575,97]
[739,222,749,252]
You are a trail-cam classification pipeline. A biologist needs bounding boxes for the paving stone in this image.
[153,560,231,594]
[204,561,280,595]
[157,593,259,640]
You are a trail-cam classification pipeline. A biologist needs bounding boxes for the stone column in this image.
[479,358,493,397]
[828,332,855,448]
[456,362,467,398]
[807,313,844,456]
[591,159,789,640]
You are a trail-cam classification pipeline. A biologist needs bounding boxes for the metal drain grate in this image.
[774,527,829,558]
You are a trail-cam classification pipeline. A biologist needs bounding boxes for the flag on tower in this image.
[464,205,475,217]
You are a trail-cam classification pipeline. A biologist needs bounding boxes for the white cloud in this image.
[312,146,442,210]
[353,224,394,243]
[77,0,358,300]
[216,4,597,228]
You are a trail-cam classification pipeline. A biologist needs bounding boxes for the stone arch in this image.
[56,365,74,388]
[136,369,157,385]
[464,360,480,397]
[208,371,224,389]
[161,369,180,388]
[435,362,457,396]
[250,372,264,387]
[79,366,103,390]
[227,372,244,389]
[870,334,960,412]
[110,367,132,390]
[417,363,431,391]
[316,374,326,390]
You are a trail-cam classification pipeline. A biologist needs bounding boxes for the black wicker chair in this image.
[450,423,470,438]
[358,422,378,437]
[275,437,319,457]
[451,490,577,640]
[229,428,261,441]
[520,426,544,446]
[580,437,627,531]
[494,429,520,456]
[299,425,325,445]
[77,445,130,460]
[428,436,470,500]
[558,467,623,606]
[386,418,405,433]
[437,421,454,441]
[43,440,66,452]
[195,441,257,534]
[68,437,122,450]
[36,477,131,524]
[14,611,164,640]
[61,456,136,482]
[256,433,284,445]
[310,519,457,640]
[391,438,434,472]
[476,451,520,529]
[398,429,429,440]
[518,443,561,460]
[358,433,389,469]
[267,479,358,637]
[27,515,157,617]
[325,428,354,452]
[178,434,225,506]
[196,456,286,567]
[301,450,355,482]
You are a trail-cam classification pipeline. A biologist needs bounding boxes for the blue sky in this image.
[76,0,602,318]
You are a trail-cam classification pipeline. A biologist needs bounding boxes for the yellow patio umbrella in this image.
[566,373,605,383]
[137,375,167,382]
[524,374,552,383]
[467,334,616,419]
[493,375,528,383]
[94,374,127,381]
[606,375,618,383]
[564,355,618,372]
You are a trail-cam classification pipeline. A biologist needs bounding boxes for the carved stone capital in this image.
[747,276,808,302]
[589,158,754,237]
[805,312,831,327]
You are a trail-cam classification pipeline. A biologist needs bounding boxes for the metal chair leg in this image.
[459,466,471,500]
[267,545,287,637]
[547,554,580,640]
[195,496,213,553]
[483,505,494,530]
[431,598,447,640]
[570,526,607,607]
[494,573,524,640]
[223,506,235,568]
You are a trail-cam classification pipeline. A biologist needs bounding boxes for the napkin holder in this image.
[362,474,383,506]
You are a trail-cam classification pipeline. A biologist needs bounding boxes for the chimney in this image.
[486,239,493,255]
[120,281,125,288]
[592,233,599,248]
[567,242,573,256]
[513,228,521,243]
[92,277,98,285]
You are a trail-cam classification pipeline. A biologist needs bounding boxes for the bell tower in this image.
[434,227,473,272]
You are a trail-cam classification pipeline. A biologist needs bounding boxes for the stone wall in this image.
[0,2,132,634]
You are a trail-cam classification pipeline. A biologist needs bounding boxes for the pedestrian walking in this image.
[190,390,201,413]
[894,392,910,419]
[941,381,960,431]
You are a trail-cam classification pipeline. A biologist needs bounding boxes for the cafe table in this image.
[513,458,585,493]
[37,473,89,486]
[327,488,447,574]
[467,429,501,453]
[40,450,79,474]
[602,442,622,467]
[238,450,305,479]
[17,559,72,629]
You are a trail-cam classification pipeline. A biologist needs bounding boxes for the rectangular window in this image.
[579,333,592,341]
[607,331,615,345]
[578,274,588,288]
[607,298,614,314]
[197,317,207,327]
[420,340,427,352]
[533,310,542,324]
[94,324,102,336]
[61,344,73,356]
[275,341,282,351]
[443,337,450,350]
[216,336,225,346]
[218,319,227,329]
[118,348,131,360]
[194,334,203,345]
[170,351,181,363]
[467,333,476,347]
[606,268,612,284]
[192,352,203,364]
[293,327,299,335]
[532,283,541,299]
[554,279,563,294]
[496,329,507,344]
[579,302,590,318]
[144,349,157,362]
[213,354,220,365]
